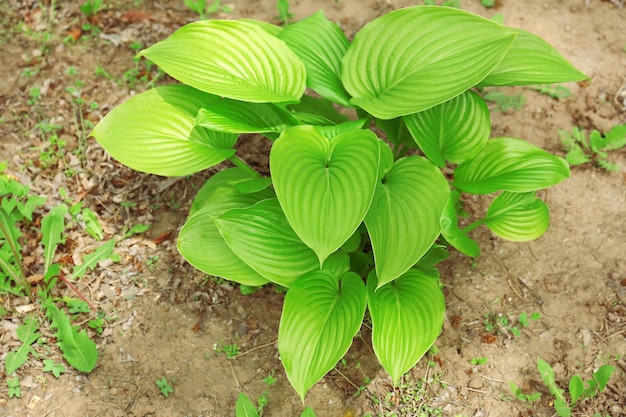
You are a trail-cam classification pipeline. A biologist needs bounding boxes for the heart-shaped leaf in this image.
[271,126,380,264]
[139,20,306,103]
[91,85,237,176]
[342,6,516,119]
[453,137,571,194]
[479,28,587,86]
[178,189,270,286]
[484,192,549,242]
[278,10,351,106]
[404,90,490,167]
[279,270,367,400]
[365,156,450,287]
[195,100,299,134]
[215,198,320,287]
[367,269,445,384]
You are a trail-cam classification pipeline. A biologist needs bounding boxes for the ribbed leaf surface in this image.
[279,270,367,400]
[365,156,449,287]
[91,85,237,176]
[278,10,351,106]
[215,198,320,287]
[480,28,587,86]
[453,138,570,194]
[367,270,445,384]
[404,90,490,167]
[271,126,380,264]
[440,191,480,257]
[178,190,269,286]
[195,100,298,134]
[139,20,306,103]
[485,192,549,242]
[342,6,516,119]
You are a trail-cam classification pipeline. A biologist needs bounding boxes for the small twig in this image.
[507,279,526,302]
[57,274,98,312]
[235,340,277,358]
[229,361,241,390]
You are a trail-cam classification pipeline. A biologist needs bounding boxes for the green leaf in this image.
[404,90,490,167]
[367,269,445,384]
[593,365,615,393]
[569,374,583,406]
[342,6,516,119]
[278,10,351,106]
[279,270,367,400]
[178,189,270,286]
[71,239,115,279]
[271,126,380,264]
[479,28,587,86]
[453,137,570,194]
[288,95,349,126]
[235,393,260,417]
[41,205,67,274]
[91,85,237,177]
[42,359,66,378]
[440,191,480,257]
[215,198,319,287]
[80,207,104,240]
[139,20,306,103]
[195,100,299,134]
[365,156,450,287]
[44,301,98,372]
[300,407,317,417]
[554,398,571,417]
[5,315,40,375]
[484,192,549,242]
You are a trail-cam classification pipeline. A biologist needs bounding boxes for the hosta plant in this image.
[91,6,585,403]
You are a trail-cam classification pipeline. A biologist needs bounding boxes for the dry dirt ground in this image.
[1,0,625,416]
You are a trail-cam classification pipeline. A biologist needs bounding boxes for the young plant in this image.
[156,376,174,397]
[91,5,586,405]
[558,124,626,171]
[236,393,316,417]
[184,0,232,20]
[507,381,541,403]
[537,358,615,417]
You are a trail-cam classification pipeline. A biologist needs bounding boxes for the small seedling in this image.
[7,377,21,398]
[537,358,615,417]
[43,359,66,378]
[530,84,571,99]
[507,381,541,403]
[185,0,232,20]
[277,0,294,26]
[481,0,497,7]
[79,0,104,19]
[483,89,526,111]
[257,371,277,415]
[424,0,461,7]
[470,357,488,366]
[156,376,174,397]
[558,124,626,171]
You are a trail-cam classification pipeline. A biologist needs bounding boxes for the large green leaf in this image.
[279,270,367,400]
[364,156,449,287]
[178,190,270,286]
[367,269,445,384]
[278,10,351,106]
[404,90,490,167]
[91,85,237,176]
[270,126,380,264]
[342,6,516,119]
[479,28,587,86]
[453,137,570,194]
[215,198,320,287]
[287,95,350,126]
[484,192,549,242]
[440,191,480,257]
[139,20,306,103]
[195,100,299,134]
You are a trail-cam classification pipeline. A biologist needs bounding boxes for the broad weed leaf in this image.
[453,137,570,194]
[279,270,366,400]
[365,156,449,287]
[139,20,306,103]
[71,239,115,280]
[41,205,67,274]
[178,189,270,286]
[367,269,445,384]
[215,198,320,287]
[278,10,351,106]
[91,85,237,176]
[271,126,380,265]
[479,28,587,86]
[568,375,583,406]
[342,6,516,119]
[5,315,40,375]
[484,192,549,242]
[404,90,490,167]
[235,393,260,417]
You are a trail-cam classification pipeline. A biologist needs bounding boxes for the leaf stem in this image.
[463,218,486,234]
[228,155,261,178]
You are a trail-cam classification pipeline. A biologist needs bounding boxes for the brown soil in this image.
[1,1,625,416]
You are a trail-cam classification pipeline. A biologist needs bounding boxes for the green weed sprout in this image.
[559,124,626,171]
[91,5,586,406]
